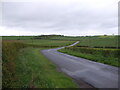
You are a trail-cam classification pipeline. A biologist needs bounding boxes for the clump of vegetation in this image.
[59,47,120,67]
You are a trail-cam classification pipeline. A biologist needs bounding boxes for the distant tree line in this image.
[33,35,64,39]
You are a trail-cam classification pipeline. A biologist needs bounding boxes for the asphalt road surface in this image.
[41,41,119,89]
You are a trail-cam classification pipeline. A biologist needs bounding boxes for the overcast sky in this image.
[0,0,119,36]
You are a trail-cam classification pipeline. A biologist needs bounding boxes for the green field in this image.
[3,35,119,48]
[2,36,75,47]
[76,35,119,48]
[37,35,119,48]
[25,40,75,47]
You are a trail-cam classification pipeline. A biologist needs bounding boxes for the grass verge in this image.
[13,47,77,88]
[58,47,120,67]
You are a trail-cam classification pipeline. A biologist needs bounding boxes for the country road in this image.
[41,41,119,89]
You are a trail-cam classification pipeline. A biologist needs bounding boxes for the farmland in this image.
[25,40,75,47]
[2,35,119,48]
[76,35,119,48]
[2,36,75,47]
[2,35,120,88]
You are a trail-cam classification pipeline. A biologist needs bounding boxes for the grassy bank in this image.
[58,47,120,67]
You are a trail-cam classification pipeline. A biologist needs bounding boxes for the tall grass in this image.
[2,41,27,87]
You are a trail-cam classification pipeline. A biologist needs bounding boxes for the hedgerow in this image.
[2,41,27,87]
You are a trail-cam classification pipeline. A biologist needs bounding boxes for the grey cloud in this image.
[1,0,118,36]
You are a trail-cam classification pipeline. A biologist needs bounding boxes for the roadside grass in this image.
[58,47,120,67]
[2,40,77,88]
[13,47,77,88]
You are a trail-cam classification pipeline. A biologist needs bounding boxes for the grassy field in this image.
[25,40,75,47]
[2,39,77,88]
[38,35,119,48]
[2,36,75,47]
[2,35,119,48]
[59,47,120,67]
[76,35,119,48]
